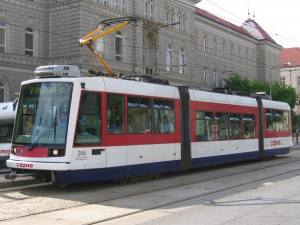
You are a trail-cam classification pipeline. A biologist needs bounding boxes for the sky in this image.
[195,0,300,48]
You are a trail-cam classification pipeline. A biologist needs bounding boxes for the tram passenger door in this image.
[105,94,127,176]
[73,92,106,169]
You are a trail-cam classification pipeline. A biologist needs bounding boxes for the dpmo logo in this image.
[16,163,33,168]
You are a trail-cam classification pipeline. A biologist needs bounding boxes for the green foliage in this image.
[224,74,298,127]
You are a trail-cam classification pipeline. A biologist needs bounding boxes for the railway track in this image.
[1,150,300,224]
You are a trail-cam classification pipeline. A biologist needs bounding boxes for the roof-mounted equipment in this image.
[34,65,81,79]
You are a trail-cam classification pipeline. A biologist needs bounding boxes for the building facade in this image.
[0,0,281,101]
[280,48,300,115]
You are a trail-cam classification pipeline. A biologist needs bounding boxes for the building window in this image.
[25,27,34,57]
[165,6,170,25]
[203,69,207,86]
[182,12,187,32]
[145,32,154,75]
[213,39,217,55]
[115,31,123,61]
[0,81,5,102]
[222,72,226,87]
[145,0,154,20]
[103,0,108,6]
[0,21,5,53]
[280,77,285,85]
[213,71,217,87]
[178,12,182,31]
[222,43,225,56]
[170,8,175,25]
[115,0,119,10]
[166,44,173,71]
[179,47,185,74]
[297,77,300,86]
[203,36,207,52]
[230,45,234,59]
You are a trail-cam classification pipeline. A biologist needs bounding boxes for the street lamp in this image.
[269,61,290,99]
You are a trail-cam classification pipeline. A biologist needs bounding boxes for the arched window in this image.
[0,21,5,53]
[115,31,123,61]
[166,44,173,71]
[25,27,34,57]
[0,81,5,102]
[179,47,185,74]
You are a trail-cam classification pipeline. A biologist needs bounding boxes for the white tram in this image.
[6,65,293,184]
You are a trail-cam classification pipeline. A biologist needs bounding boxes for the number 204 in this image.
[78,150,86,156]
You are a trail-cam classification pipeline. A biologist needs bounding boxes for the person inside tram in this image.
[128,116,142,133]
[58,112,68,127]
[161,115,174,133]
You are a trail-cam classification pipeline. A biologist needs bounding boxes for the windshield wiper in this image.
[28,127,51,150]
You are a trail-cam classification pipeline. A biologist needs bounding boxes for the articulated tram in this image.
[6,65,293,185]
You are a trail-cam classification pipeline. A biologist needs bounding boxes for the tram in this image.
[6,65,292,184]
[0,102,16,169]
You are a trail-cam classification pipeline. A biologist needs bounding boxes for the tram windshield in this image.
[13,82,73,147]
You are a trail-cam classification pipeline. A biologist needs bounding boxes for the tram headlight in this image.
[11,148,17,154]
[52,149,59,156]
[49,149,65,157]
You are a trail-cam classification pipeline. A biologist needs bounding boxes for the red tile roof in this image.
[280,48,300,67]
[195,8,277,44]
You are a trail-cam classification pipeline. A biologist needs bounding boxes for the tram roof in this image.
[189,89,258,107]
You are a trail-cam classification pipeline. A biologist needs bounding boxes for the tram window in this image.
[128,96,151,134]
[215,112,229,140]
[107,94,125,134]
[74,92,102,146]
[230,113,242,139]
[196,111,214,141]
[283,111,291,131]
[243,114,255,138]
[153,99,174,134]
[266,109,284,132]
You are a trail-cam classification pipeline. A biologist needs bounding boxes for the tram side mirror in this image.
[13,98,19,111]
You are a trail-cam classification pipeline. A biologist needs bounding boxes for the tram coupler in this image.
[4,171,35,181]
